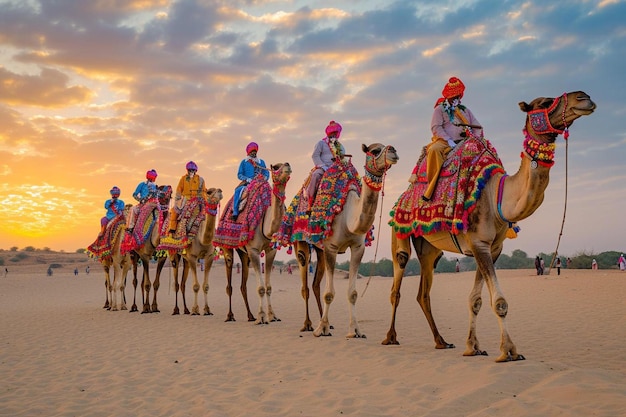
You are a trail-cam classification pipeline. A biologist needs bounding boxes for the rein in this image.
[361,146,394,298]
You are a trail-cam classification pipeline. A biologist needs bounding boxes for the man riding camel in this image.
[169,161,208,236]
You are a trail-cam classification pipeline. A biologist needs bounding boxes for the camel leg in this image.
[415,238,453,349]
[471,245,525,362]
[313,247,338,337]
[263,247,280,322]
[312,246,325,317]
[296,242,314,332]
[130,254,139,312]
[246,247,268,325]
[119,255,129,311]
[180,259,191,315]
[189,256,202,315]
[382,233,411,345]
[103,264,112,309]
[463,270,487,357]
[150,256,165,313]
[111,262,124,311]
[237,249,256,322]
[345,243,366,338]
[223,248,236,322]
[171,254,182,315]
[202,254,214,316]
[141,261,152,313]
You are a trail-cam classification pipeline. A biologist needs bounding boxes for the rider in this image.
[419,77,482,201]
[169,161,207,236]
[232,142,269,220]
[100,186,124,235]
[127,169,158,234]
[305,120,346,210]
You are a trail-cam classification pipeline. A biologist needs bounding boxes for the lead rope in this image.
[548,94,569,274]
[361,169,387,298]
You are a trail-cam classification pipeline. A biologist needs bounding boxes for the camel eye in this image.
[370,148,381,156]
[540,99,554,109]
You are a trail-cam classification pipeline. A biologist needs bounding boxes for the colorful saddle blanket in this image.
[121,201,166,254]
[272,160,374,250]
[86,214,127,264]
[213,177,272,249]
[156,197,206,255]
[389,136,505,239]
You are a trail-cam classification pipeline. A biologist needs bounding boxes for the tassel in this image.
[506,222,520,239]
[287,245,293,255]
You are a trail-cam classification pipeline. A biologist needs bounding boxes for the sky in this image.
[0,0,624,263]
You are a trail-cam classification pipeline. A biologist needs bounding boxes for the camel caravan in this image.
[87,85,595,362]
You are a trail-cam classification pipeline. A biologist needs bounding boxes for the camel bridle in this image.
[527,92,569,139]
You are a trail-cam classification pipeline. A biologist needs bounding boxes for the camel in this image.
[277,143,399,337]
[125,185,172,313]
[87,204,133,311]
[216,162,292,324]
[382,91,596,362]
[170,187,224,316]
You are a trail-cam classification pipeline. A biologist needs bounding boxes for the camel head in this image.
[519,91,596,143]
[123,203,133,216]
[361,143,399,178]
[157,185,172,206]
[206,188,223,205]
[270,162,292,186]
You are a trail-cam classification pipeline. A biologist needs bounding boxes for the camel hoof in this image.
[499,353,525,362]
[204,311,213,316]
[381,339,400,345]
[436,343,456,349]
[300,325,314,332]
[464,349,488,356]
[225,317,236,322]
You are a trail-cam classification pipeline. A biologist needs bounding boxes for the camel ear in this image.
[361,144,368,153]
[519,101,532,113]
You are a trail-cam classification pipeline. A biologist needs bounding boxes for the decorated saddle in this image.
[213,176,272,249]
[87,214,127,263]
[389,135,505,239]
[121,200,168,254]
[272,160,374,251]
[156,197,206,255]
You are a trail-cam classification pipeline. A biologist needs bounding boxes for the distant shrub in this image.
[76,248,86,254]
[0,258,4,266]
[10,253,30,262]
[23,246,36,252]
[49,263,63,269]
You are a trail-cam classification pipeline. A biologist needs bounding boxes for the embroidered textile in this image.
[390,136,505,239]
[272,160,374,249]
[156,197,206,255]
[86,214,127,263]
[213,177,272,249]
[121,202,163,254]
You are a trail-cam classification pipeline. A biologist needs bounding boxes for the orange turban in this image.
[435,77,465,107]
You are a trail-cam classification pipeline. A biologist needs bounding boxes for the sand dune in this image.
[1,265,625,416]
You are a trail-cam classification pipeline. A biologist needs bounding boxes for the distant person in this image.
[618,254,625,271]
[555,258,562,275]
[86,265,90,274]
[592,259,598,270]
[455,259,460,273]
[535,256,542,276]
[47,267,53,276]
[4,267,8,277]
[566,257,572,268]
[540,258,545,275]
[74,268,78,276]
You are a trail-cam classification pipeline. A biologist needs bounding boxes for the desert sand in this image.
[1,262,625,416]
